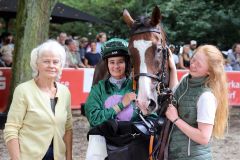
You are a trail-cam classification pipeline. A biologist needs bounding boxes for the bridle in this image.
[130,18,175,160]
[130,18,169,96]
[130,23,172,112]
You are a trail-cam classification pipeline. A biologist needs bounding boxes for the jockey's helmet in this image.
[101,38,129,59]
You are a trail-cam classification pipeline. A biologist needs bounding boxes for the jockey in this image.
[85,38,139,127]
[85,38,153,160]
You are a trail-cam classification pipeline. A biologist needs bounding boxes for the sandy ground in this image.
[0,107,240,160]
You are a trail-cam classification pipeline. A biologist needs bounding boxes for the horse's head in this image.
[123,6,170,114]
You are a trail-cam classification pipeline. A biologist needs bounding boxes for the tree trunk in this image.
[7,0,57,111]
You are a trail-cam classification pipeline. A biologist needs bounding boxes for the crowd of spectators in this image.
[169,40,240,71]
[55,32,106,69]
[0,31,240,71]
[0,31,107,69]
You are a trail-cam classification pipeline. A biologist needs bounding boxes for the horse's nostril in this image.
[148,99,156,113]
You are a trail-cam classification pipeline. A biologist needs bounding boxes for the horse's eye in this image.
[156,46,162,53]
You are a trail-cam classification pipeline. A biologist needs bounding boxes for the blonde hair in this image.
[197,45,229,139]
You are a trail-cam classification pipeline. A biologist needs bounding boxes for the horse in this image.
[91,6,172,160]
[123,6,170,115]
[122,6,172,160]
[93,7,170,114]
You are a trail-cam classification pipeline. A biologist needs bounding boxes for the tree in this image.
[59,0,145,39]
[7,0,57,109]
[160,0,240,49]
[58,0,240,49]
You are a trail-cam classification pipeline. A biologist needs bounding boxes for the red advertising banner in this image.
[0,68,239,112]
[0,69,11,112]
[177,70,240,106]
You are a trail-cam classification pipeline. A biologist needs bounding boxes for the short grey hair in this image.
[30,40,66,78]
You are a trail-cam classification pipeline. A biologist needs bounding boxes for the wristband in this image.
[173,117,180,124]
[117,102,125,110]
[113,102,125,113]
[113,105,121,113]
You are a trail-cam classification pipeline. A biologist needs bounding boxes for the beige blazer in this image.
[4,79,72,160]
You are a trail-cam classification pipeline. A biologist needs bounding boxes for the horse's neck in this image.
[92,60,108,85]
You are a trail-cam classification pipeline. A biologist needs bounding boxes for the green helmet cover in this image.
[101,38,129,59]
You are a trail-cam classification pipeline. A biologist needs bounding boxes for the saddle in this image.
[88,119,150,160]
[87,115,171,160]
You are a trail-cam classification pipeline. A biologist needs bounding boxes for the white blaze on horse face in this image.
[133,40,153,109]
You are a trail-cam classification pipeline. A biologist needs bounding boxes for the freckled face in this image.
[107,56,126,79]
[189,51,209,77]
[37,51,61,79]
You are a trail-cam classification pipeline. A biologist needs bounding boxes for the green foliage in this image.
[160,0,240,49]
[56,0,240,49]
[58,0,143,39]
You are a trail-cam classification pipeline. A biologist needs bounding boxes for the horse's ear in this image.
[150,6,162,26]
[123,9,134,28]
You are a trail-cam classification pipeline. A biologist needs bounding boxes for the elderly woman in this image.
[4,40,73,160]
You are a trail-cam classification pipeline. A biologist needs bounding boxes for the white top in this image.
[197,91,217,125]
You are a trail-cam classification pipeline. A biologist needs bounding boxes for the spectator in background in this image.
[228,43,240,71]
[65,39,85,68]
[7,33,14,49]
[0,45,13,67]
[189,40,197,58]
[169,44,179,68]
[222,51,233,71]
[84,41,101,68]
[0,33,14,67]
[179,44,191,69]
[79,37,89,63]
[96,32,107,54]
[0,32,14,49]
[58,32,67,46]
[0,32,14,50]
[4,40,73,160]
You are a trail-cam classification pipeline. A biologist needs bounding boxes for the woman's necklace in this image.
[35,78,57,98]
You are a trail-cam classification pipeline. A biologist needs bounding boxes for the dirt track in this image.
[1,107,240,160]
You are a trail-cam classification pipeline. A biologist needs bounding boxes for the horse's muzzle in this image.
[136,98,158,115]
